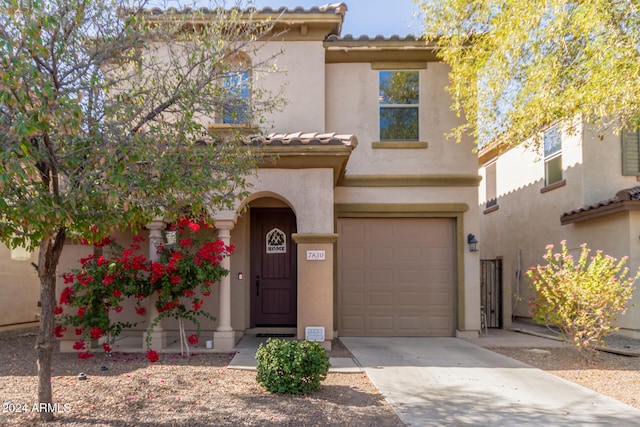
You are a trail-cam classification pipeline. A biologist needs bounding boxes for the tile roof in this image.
[143,3,347,17]
[326,34,422,42]
[247,132,357,147]
[560,186,640,225]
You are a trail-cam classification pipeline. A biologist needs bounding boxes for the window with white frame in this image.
[485,161,497,208]
[544,125,563,186]
[379,70,419,141]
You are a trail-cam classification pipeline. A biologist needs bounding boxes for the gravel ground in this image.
[0,328,402,427]
[1,326,639,426]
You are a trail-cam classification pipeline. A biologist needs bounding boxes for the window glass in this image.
[223,70,249,124]
[379,70,419,141]
[485,162,497,207]
[544,125,562,185]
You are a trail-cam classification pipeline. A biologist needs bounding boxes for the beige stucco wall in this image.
[480,121,640,334]
[566,213,640,336]
[255,41,326,133]
[0,244,40,327]
[326,62,477,174]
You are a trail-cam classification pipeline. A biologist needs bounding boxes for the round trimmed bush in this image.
[255,338,330,394]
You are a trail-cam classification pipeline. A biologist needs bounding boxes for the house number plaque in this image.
[306,250,325,261]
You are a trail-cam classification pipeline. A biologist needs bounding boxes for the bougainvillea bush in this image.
[56,218,234,361]
[527,241,637,356]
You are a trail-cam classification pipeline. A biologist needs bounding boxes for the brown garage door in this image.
[338,218,456,336]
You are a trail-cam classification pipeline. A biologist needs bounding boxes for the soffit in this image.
[324,35,441,63]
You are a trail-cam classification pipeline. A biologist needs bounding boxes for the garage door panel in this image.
[338,218,455,337]
[369,292,393,306]
[342,247,365,263]
[369,316,394,330]
[369,269,393,284]
[397,292,424,307]
[341,316,365,330]
[341,291,366,306]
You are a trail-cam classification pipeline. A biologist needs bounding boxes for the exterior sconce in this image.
[467,233,478,252]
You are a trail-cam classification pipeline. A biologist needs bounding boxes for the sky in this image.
[250,0,425,37]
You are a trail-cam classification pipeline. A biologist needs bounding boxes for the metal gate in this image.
[480,259,502,328]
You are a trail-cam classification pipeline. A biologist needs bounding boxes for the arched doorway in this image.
[250,207,297,327]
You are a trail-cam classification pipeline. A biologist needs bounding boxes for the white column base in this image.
[144,330,167,351]
[213,330,236,351]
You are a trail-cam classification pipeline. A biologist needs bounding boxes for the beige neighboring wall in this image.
[0,244,40,327]
[480,121,640,332]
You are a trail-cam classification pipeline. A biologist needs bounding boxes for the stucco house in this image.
[2,3,482,351]
[478,118,640,338]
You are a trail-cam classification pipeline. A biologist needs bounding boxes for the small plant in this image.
[527,241,637,357]
[256,338,329,394]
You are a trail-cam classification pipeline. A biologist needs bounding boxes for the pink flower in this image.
[183,289,194,297]
[73,341,85,350]
[188,334,199,345]
[75,328,83,336]
[77,307,87,318]
[135,306,146,315]
[114,305,123,313]
[77,351,94,360]
[102,342,112,353]
[103,275,114,285]
[112,289,122,297]
[147,350,159,363]
[188,222,200,232]
[54,325,67,338]
[54,306,63,315]
[170,275,181,285]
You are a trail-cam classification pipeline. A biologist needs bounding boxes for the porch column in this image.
[292,233,339,350]
[144,217,167,351]
[213,219,236,351]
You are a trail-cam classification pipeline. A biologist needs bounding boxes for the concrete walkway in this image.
[342,336,640,426]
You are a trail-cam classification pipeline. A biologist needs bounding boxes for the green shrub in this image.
[527,241,637,357]
[255,338,329,394]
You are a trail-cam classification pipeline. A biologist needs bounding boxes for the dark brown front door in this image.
[251,208,297,326]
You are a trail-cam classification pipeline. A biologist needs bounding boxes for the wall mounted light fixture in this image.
[467,233,478,252]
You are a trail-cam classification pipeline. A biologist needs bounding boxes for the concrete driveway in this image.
[341,337,640,426]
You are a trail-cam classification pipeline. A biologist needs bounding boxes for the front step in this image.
[244,327,296,337]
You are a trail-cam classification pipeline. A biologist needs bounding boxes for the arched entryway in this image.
[250,207,298,327]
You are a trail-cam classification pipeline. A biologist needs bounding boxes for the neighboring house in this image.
[2,3,482,350]
[479,118,640,338]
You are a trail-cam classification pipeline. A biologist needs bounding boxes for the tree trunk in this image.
[36,228,66,422]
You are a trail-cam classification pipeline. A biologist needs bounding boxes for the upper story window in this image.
[485,161,497,208]
[222,70,250,124]
[379,70,419,141]
[543,125,563,186]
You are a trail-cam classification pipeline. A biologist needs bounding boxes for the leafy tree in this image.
[417,0,640,148]
[0,0,282,421]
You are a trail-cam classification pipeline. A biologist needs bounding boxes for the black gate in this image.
[480,259,502,328]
